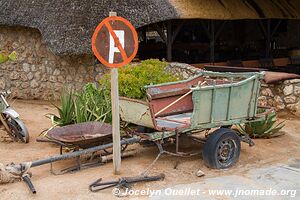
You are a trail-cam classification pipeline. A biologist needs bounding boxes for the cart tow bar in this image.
[1,136,141,193]
[89,173,165,194]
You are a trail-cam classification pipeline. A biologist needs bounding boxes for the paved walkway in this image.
[150,159,300,200]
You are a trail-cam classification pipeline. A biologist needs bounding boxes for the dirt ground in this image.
[0,100,299,200]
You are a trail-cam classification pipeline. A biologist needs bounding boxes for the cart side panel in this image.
[191,75,260,128]
[192,89,213,124]
[229,81,254,119]
[119,97,154,129]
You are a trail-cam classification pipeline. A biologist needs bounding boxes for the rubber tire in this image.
[202,128,240,169]
[7,117,29,143]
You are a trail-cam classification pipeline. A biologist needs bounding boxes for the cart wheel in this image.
[202,128,240,169]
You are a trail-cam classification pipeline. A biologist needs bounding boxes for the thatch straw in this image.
[0,0,299,55]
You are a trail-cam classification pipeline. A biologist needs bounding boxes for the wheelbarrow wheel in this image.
[202,128,240,169]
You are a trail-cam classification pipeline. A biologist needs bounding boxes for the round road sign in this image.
[92,16,138,68]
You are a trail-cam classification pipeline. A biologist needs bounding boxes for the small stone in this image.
[196,169,205,177]
[21,82,29,89]
[283,85,293,96]
[77,75,84,83]
[0,78,6,89]
[284,95,297,104]
[49,76,57,82]
[261,88,274,97]
[287,102,300,117]
[34,72,41,81]
[20,73,28,82]
[12,42,19,49]
[27,72,34,80]
[258,96,268,107]
[267,98,275,107]
[77,66,86,74]
[31,65,37,72]
[283,80,291,85]
[274,95,285,110]
[41,74,48,82]
[53,68,60,76]
[22,63,30,72]
[294,85,300,96]
[46,67,53,74]
[66,75,73,83]
[61,60,68,66]
[9,71,19,80]
[57,75,64,83]
[54,83,62,92]
[30,80,39,88]
[289,79,300,84]
[95,66,103,73]
[182,71,189,79]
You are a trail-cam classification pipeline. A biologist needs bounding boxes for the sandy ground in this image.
[0,100,299,200]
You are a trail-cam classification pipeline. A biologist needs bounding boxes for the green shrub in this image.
[0,51,16,64]
[99,59,181,99]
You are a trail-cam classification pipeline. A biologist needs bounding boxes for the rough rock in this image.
[287,102,300,117]
[274,95,285,110]
[30,80,39,88]
[22,63,30,73]
[284,95,297,104]
[283,85,293,96]
[261,88,274,97]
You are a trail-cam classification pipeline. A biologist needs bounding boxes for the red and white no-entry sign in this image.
[92,16,138,68]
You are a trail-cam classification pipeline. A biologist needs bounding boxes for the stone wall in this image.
[0,26,106,100]
[259,80,300,116]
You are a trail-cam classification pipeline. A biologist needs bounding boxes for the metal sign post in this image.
[92,12,138,174]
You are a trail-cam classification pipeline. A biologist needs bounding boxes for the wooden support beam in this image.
[171,21,184,44]
[210,20,215,63]
[271,20,282,38]
[167,21,172,61]
[215,21,227,40]
[258,20,267,38]
[200,20,210,39]
[266,19,271,58]
[153,23,167,43]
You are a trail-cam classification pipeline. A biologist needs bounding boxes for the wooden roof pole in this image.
[259,19,282,59]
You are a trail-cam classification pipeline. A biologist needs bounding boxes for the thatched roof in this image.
[0,0,300,55]
[0,0,177,55]
[172,0,300,19]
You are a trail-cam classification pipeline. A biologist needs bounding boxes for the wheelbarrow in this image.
[36,122,132,172]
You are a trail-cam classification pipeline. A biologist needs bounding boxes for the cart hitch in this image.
[89,173,165,193]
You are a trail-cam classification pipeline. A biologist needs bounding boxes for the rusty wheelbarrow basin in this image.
[47,122,112,147]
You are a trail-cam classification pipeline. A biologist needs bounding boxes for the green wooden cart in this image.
[120,71,272,169]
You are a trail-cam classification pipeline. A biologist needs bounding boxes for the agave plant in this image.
[237,110,285,139]
[50,90,75,127]
[47,83,111,129]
